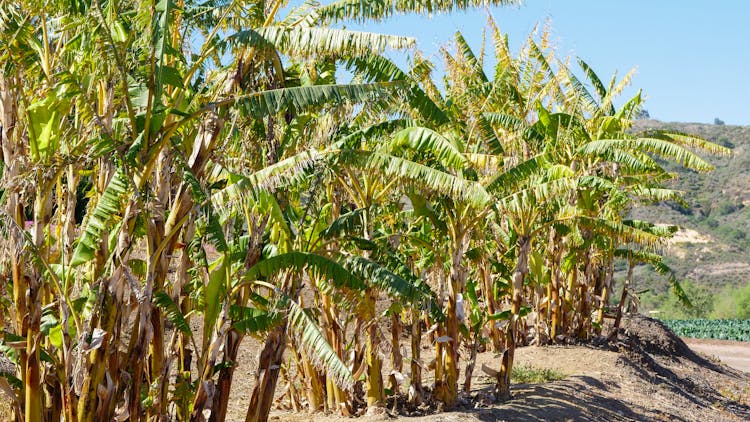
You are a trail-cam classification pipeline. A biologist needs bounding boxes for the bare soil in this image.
[683,338,750,373]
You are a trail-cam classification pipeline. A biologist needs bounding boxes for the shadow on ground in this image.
[441,375,674,422]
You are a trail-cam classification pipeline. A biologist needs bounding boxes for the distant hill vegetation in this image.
[627,120,750,319]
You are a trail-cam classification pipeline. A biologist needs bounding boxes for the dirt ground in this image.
[684,338,750,373]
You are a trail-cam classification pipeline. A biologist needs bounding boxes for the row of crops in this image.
[662,319,750,341]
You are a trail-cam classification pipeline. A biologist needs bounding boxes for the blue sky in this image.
[339,0,750,125]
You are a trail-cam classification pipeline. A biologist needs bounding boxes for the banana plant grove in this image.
[0,1,728,421]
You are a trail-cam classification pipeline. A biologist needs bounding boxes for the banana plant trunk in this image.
[548,236,563,342]
[174,220,195,421]
[126,147,172,420]
[408,309,422,404]
[299,340,326,411]
[364,288,384,408]
[359,208,384,411]
[389,312,403,395]
[321,293,348,414]
[481,256,502,352]
[463,334,480,392]
[595,254,615,329]
[497,236,531,400]
[24,187,49,422]
[123,111,222,420]
[1,75,32,420]
[440,282,459,405]
[209,330,242,422]
[436,221,469,407]
[576,247,593,339]
[211,222,264,422]
[77,200,138,422]
[610,258,634,340]
[245,322,288,422]
[563,268,577,337]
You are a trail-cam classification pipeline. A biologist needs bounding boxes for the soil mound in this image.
[617,314,741,374]
[612,315,750,421]
[619,313,690,356]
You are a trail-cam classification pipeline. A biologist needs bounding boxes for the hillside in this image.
[627,119,750,317]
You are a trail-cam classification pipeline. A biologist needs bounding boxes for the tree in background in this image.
[735,283,750,318]
[658,281,715,319]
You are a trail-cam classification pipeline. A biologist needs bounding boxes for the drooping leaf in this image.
[638,130,732,157]
[320,208,365,239]
[230,26,414,57]
[229,305,282,334]
[317,0,520,24]
[153,291,191,335]
[237,82,403,117]
[340,255,421,302]
[243,252,367,292]
[287,299,354,389]
[71,168,130,266]
[390,126,466,169]
[345,56,448,124]
[486,153,548,193]
[579,138,715,172]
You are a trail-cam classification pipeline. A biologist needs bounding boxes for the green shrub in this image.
[715,200,738,216]
[735,283,750,318]
[511,365,566,384]
[712,288,738,319]
[658,281,714,319]
[718,137,735,148]
[704,218,719,229]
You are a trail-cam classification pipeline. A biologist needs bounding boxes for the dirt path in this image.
[684,338,750,373]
